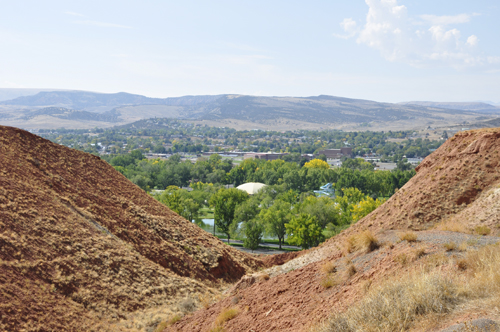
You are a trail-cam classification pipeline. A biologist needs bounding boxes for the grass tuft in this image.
[155,314,182,331]
[214,307,239,327]
[475,225,491,236]
[320,275,338,289]
[444,242,457,251]
[321,261,336,274]
[345,230,379,253]
[345,264,357,278]
[398,231,418,242]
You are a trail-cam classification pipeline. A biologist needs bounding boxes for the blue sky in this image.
[1,0,499,103]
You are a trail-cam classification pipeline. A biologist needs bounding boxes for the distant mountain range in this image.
[0,89,499,130]
[399,101,500,113]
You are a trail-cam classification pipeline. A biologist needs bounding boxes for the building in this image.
[317,147,352,159]
[244,152,288,160]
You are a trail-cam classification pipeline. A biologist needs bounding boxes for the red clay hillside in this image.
[0,126,263,331]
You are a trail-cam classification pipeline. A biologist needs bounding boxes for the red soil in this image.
[0,126,263,331]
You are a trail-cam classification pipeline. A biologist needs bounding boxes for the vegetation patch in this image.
[316,244,500,332]
[345,230,379,253]
[398,231,418,242]
[475,225,491,236]
[211,307,239,331]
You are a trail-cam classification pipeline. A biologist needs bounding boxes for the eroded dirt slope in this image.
[166,128,500,332]
[0,126,263,331]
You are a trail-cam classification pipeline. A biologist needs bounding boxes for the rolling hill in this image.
[0,90,496,131]
[399,101,500,114]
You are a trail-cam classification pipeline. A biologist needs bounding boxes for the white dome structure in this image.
[236,182,267,195]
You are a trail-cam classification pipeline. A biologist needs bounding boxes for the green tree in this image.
[209,188,248,243]
[285,213,324,249]
[259,199,291,249]
[299,196,338,228]
[351,196,386,222]
[243,221,263,252]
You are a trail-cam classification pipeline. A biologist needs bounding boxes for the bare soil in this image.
[0,126,263,331]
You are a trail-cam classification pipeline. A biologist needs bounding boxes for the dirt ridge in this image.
[0,125,262,331]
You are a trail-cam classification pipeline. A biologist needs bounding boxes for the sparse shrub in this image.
[345,230,379,253]
[316,272,459,332]
[214,307,239,327]
[321,261,336,274]
[475,225,491,236]
[178,297,197,313]
[209,326,225,332]
[395,253,408,266]
[413,247,426,259]
[345,264,357,278]
[320,275,338,289]
[398,231,418,242]
[444,242,457,251]
[154,321,169,332]
[457,258,468,270]
[155,314,182,331]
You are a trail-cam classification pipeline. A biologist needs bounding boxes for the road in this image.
[219,239,301,255]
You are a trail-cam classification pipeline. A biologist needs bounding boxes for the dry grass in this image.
[398,231,418,242]
[345,264,357,278]
[395,253,409,266]
[316,272,458,332]
[444,242,457,251]
[475,225,491,236]
[413,247,426,259]
[321,261,336,274]
[212,307,239,330]
[178,297,197,313]
[320,275,339,289]
[435,220,468,233]
[345,230,379,253]
[198,292,221,309]
[458,241,468,252]
[315,244,500,332]
[155,314,182,332]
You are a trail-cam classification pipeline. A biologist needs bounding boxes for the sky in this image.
[1,0,499,103]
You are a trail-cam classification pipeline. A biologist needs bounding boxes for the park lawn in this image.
[199,207,214,219]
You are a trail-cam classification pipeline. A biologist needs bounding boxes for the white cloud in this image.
[333,18,358,39]
[73,20,131,29]
[335,0,496,69]
[467,35,478,47]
